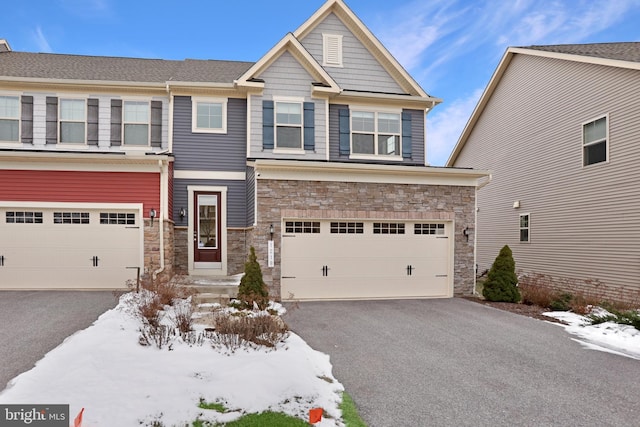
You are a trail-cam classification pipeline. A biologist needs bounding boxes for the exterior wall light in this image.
[269,223,274,239]
[179,207,186,220]
[463,227,470,242]
[150,208,157,224]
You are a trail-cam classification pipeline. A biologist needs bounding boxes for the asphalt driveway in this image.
[284,298,640,427]
[0,291,119,391]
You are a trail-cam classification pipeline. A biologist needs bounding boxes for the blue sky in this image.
[2,0,639,165]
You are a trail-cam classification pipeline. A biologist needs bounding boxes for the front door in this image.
[194,192,222,263]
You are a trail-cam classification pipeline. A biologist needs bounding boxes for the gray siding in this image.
[249,51,327,160]
[173,178,248,228]
[172,96,247,171]
[10,92,168,151]
[328,104,425,165]
[454,54,640,292]
[300,12,404,94]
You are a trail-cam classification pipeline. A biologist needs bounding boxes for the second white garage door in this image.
[0,205,142,290]
[281,219,453,300]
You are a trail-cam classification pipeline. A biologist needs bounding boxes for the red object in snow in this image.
[73,407,84,427]
[309,407,323,424]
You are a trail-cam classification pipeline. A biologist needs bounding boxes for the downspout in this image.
[153,159,167,280]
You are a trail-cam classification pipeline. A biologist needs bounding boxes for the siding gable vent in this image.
[323,34,343,67]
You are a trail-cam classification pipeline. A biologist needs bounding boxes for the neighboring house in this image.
[0,0,489,300]
[448,42,640,303]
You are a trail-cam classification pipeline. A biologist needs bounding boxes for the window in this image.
[123,101,149,145]
[59,99,86,143]
[373,223,405,234]
[583,115,607,166]
[100,212,136,225]
[192,98,226,133]
[54,212,90,224]
[414,223,445,235]
[6,211,43,224]
[285,221,320,233]
[323,34,343,67]
[519,214,530,242]
[352,111,401,156]
[275,102,302,149]
[330,222,364,234]
[0,95,19,142]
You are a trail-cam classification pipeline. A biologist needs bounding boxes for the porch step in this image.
[169,273,242,302]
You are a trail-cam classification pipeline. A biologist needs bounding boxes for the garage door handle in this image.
[0,255,4,267]
[90,256,100,267]
[322,265,330,277]
[407,265,414,276]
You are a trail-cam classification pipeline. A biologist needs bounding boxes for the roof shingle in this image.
[524,42,640,63]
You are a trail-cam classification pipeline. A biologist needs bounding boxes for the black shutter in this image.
[150,100,162,147]
[45,97,58,144]
[339,108,350,155]
[110,99,122,146]
[20,96,33,144]
[87,98,99,146]
[262,100,274,150]
[402,111,412,159]
[303,102,315,151]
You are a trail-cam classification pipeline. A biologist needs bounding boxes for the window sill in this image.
[191,127,227,134]
[349,154,403,162]
[273,148,306,155]
[57,143,90,150]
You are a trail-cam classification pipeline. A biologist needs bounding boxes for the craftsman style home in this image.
[448,43,640,303]
[0,0,488,300]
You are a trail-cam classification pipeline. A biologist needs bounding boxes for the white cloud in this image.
[32,26,52,53]
[426,88,483,166]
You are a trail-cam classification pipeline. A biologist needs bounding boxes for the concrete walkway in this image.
[284,298,640,427]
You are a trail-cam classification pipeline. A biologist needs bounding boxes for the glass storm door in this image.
[194,192,221,263]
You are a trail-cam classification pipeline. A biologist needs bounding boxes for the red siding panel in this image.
[0,170,160,218]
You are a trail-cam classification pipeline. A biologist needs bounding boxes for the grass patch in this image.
[341,392,367,427]
[198,399,228,413]
[222,411,309,426]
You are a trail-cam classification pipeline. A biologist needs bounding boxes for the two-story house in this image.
[0,0,488,300]
[448,43,640,304]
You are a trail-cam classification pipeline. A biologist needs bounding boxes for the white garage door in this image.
[281,219,453,300]
[0,206,142,289]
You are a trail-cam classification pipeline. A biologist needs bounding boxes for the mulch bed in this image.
[461,296,566,324]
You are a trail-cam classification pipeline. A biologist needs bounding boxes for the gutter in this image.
[152,159,168,280]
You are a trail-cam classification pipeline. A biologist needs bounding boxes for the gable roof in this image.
[292,0,433,99]
[446,42,640,166]
[234,32,341,94]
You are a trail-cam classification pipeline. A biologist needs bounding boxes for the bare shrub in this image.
[519,274,557,308]
[210,312,289,351]
[138,292,163,328]
[172,300,194,336]
[139,324,175,349]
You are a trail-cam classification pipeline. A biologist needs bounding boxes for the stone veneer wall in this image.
[254,179,476,300]
[172,226,255,276]
[143,219,175,282]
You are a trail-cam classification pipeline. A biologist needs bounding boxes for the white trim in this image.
[349,153,402,162]
[187,185,228,276]
[168,94,174,153]
[273,98,304,151]
[246,94,252,158]
[0,94,20,143]
[349,107,402,158]
[58,97,88,145]
[174,170,246,180]
[519,212,530,243]
[273,148,306,155]
[0,159,163,173]
[581,113,609,167]
[191,97,228,134]
[325,100,330,161]
[122,99,150,147]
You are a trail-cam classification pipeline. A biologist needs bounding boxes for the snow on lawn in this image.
[544,309,640,360]
[0,292,345,426]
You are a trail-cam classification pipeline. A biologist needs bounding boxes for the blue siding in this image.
[173,178,248,228]
[172,96,247,171]
[246,166,255,226]
[328,105,425,165]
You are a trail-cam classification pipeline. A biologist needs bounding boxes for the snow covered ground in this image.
[544,308,640,360]
[1,293,638,426]
[0,292,345,426]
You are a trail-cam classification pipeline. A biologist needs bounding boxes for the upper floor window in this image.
[352,110,401,156]
[275,101,302,149]
[123,101,149,146]
[323,34,343,67]
[519,213,530,242]
[583,115,607,166]
[0,95,19,142]
[192,98,227,133]
[59,99,86,143]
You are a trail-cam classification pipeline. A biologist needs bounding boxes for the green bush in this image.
[482,245,521,303]
[237,246,269,309]
[549,292,573,311]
